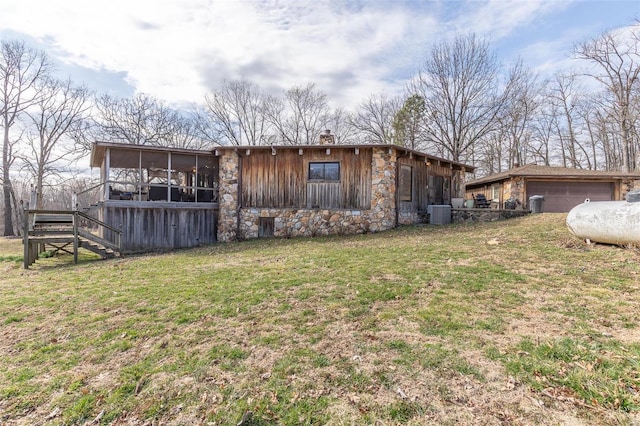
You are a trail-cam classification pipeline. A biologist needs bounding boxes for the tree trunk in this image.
[2,124,14,236]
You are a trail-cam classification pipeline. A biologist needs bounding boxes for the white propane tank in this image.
[566,191,640,245]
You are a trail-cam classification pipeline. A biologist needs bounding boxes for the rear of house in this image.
[216,143,473,241]
[88,141,474,251]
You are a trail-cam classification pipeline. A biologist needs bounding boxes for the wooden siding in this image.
[241,148,372,209]
[102,202,217,252]
[307,182,342,208]
[397,158,452,212]
[428,163,453,177]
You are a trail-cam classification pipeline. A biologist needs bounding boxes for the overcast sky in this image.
[0,0,638,110]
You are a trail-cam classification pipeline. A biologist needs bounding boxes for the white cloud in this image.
[0,0,439,108]
[0,0,635,110]
[455,0,572,40]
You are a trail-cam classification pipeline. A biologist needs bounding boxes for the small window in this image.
[259,217,274,237]
[399,164,413,201]
[491,185,500,202]
[309,162,340,181]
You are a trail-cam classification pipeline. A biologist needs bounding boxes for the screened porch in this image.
[90,142,219,205]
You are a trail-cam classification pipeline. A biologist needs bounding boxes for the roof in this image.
[91,141,476,172]
[466,164,640,187]
[215,143,475,172]
[90,141,217,167]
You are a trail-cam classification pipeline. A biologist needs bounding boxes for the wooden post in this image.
[23,206,30,269]
[73,212,79,264]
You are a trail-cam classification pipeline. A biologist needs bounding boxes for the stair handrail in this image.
[23,208,123,268]
[75,210,122,252]
[73,181,107,211]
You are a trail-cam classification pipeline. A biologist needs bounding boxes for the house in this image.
[464,164,640,213]
[86,137,474,251]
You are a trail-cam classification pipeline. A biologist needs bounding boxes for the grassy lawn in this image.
[1,214,639,425]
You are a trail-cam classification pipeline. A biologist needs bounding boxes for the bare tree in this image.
[265,83,330,145]
[203,80,269,145]
[412,33,506,163]
[574,23,640,172]
[19,78,91,208]
[500,60,542,168]
[163,112,208,150]
[349,93,400,144]
[93,93,204,148]
[0,40,51,235]
[529,107,556,166]
[191,104,221,146]
[547,73,591,168]
[475,124,507,175]
[591,101,626,170]
[324,107,357,144]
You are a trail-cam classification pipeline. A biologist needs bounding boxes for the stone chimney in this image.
[319,129,335,145]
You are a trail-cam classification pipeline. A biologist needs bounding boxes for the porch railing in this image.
[23,208,122,268]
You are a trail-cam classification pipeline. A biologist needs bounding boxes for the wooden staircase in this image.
[23,210,122,268]
[80,239,117,259]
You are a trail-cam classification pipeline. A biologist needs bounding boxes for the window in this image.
[492,185,500,202]
[399,164,413,201]
[309,162,340,181]
[259,217,275,237]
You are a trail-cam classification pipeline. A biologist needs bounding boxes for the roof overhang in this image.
[214,143,475,173]
[467,171,640,187]
[90,141,216,168]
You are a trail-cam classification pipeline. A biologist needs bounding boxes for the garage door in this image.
[526,181,614,213]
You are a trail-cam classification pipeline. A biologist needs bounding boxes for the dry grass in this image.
[0,236,22,257]
[0,213,639,425]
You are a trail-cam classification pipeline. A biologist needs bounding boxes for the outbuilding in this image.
[465,164,640,213]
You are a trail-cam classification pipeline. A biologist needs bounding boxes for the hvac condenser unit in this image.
[428,205,451,225]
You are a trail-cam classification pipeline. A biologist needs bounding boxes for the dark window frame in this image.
[308,161,341,182]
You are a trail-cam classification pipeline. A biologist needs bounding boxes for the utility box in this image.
[428,205,452,225]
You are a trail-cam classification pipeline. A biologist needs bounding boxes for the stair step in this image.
[79,239,120,259]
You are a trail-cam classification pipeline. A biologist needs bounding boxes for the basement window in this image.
[309,162,340,181]
[259,217,275,238]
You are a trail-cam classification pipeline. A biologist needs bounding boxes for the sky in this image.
[0,0,639,110]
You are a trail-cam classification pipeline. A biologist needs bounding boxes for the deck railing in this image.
[73,179,219,210]
[23,208,122,268]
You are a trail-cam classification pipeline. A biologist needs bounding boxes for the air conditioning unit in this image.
[428,205,451,225]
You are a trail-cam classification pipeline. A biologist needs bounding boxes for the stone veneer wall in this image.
[369,147,397,231]
[219,146,402,241]
[452,208,529,224]
[398,211,420,225]
[217,150,239,242]
[504,178,524,204]
[240,208,370,238]
[621,179,639,199]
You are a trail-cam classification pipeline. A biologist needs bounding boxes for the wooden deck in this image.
[99,201,218,252]
[23,210,122,268]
